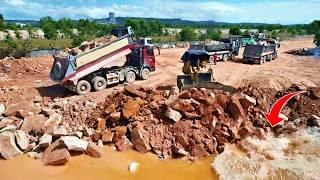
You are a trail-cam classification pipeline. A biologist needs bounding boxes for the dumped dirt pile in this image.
[0,57,48,78]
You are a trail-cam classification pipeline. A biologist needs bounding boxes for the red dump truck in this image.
[50,27,156,94]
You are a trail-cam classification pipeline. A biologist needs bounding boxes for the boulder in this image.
[124,85,147,99]
[101,129,114,143]
[14,130,29,151]
[122,99,140,119]
[307,115,320,127]
[105,104,116,114]
[178,91,192,99]
[228,95,246,118]
[0,117,15,129]
[96,118,106,129]
[172,143,189,156]
[239,94,256,110]
[53,125,67,137]
[0,131,23,159]
[115,136,133,151]
[190,144,209,158]
[0,103,5,115]
[61,136,88,151]
[85,141,104,158]
[169,85,179,96]
[171,100,195,112]
[238,125,254,138]
[44,113,62,134]
[3,102,40,119]
[20,114,47,133]
[165,107,182,122]
[216,94,228,110]
[110,112,121,122]
[42,140,70,165]
[39,134,52,148]
[131,127,151,153]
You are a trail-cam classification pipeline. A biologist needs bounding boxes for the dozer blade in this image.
[177,75,236,93]
[180,81,236,93]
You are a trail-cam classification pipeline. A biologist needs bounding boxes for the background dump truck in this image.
[188,37,240,62]
[50,27,156,94]
[242,41,278,65]
[241,35,255,47]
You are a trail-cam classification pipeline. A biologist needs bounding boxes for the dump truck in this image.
[186,37,240,62]
[50,27,156,94]
[242,40,278,64]
[177,50,235,92]
[241,35,255,47]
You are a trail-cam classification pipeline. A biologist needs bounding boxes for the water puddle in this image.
[0,146,218,180]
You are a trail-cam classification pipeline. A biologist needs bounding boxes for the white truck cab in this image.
[140,38,153,46]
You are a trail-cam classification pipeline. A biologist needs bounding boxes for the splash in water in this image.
[213,127,320,180]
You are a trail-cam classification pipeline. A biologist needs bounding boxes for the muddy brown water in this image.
[0,146,218,180]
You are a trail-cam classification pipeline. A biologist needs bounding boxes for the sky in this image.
[0,0,319,24]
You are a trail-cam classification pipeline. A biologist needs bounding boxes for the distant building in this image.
[109,12,116,24]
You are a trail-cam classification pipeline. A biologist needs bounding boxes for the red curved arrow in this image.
[263,91,306,127]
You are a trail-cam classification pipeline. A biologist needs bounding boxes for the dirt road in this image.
[1,36,319,105]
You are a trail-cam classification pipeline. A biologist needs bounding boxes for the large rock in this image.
[14,130,29,151]
[0,131,23,159]
[0,118,15,129]
[101,129,114,143]
[190,144,209,158]
[3,102,40,119]
[216,94,229,110]
[110,112,121,122]
[307,115,320,127]
[85,141,104,158]
[171,100,195,112]
[122,99,140,119]
[131,127,151,153]
[42,140,70,165]
[44,113,62,134]
[115,136,133,151]
[53,125,67,137]
[228,95,246,118]
[239,94,256,110]
[39,134,52,148]
[61,136,88,151]
[0,103,5,115]
[178,91,192,99]
[165,107,182,122]
[124,85,147,99]
[20,114,47,133]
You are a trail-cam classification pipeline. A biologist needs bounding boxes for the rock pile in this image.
[285,48,314,56]
[84,85,274,159]
[0,84,319,164]
[57,35,118,57]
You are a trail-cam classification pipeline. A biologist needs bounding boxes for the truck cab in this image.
[139,38,154,46]
[241,35,255,47]
[111,26,135,38]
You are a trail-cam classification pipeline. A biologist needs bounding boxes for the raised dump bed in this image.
[243,44,277,64]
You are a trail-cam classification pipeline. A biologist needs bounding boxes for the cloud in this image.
[0,0,319,24]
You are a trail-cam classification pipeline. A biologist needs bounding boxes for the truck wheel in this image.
[223,54,228,62]
[263,56,267,63]
[92,76,107,91]
[141,68,150,80]
[76,80,91,95]
[259,57,264,65]
[126,71,136,83]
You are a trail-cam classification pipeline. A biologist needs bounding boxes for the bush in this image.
[314,31,320,47]
[229,27,241,35]
[178,28,197,41]
[71,35,87,47]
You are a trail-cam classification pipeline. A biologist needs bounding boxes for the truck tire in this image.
[223,54,228,62]
[263,56,267,63]
[126,71,136,83]
[259,57,264,65]
[141,68,150,80]
[76,80,91,95]
[92,76,107,91]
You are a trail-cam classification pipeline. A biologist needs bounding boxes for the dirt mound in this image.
[0,58,48,78]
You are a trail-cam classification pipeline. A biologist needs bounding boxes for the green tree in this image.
[57,18,74,37]
[178,27,196,41]
[71,34,87,47]
[0,13,4,30]
[308,20,320,34]
[314,31,320,47]
[206,28,221,40]
[40,16,57,39]
[229,27,241,35]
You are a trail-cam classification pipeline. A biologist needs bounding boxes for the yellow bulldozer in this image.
[177,50,235,93]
